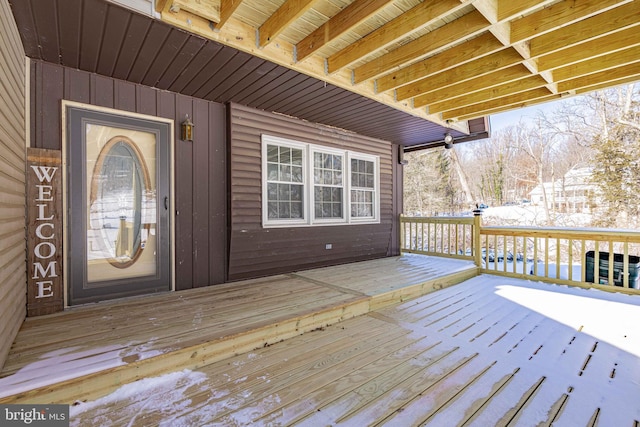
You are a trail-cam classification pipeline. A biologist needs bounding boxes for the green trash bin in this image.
[585,251,640,289]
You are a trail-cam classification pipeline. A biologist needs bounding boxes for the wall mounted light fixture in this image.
[181,114,194,142]
[444,132,454,149]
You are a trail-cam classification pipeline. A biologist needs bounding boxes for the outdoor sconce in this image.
[444,132,454,149]
[181,115,194,142]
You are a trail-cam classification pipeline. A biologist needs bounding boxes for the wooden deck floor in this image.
[67,275,640,427]
[0,254,476,405]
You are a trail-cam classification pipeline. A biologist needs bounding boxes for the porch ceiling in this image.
[156,0,640,126]
[7,0,488,148]
[10,1,640,148]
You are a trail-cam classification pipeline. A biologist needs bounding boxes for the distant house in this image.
[529,167,599,213]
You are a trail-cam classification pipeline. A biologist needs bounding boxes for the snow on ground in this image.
[479,204,593,227]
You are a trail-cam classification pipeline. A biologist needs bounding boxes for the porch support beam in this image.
[217,0,244,30]
[353,9,489,84]
[295,0,394,63]
[258,0,319,48]
[326,0,463,74]
[395,47,523,101]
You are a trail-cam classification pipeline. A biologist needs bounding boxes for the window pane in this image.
[292,165,303,183]
[351,188,374,218]
[280,148,291,164]
[280,165,290,181]
[268,202,279,219]
[291,201,303,218]
[279,202,290,218]
[292,149,303,166]
[365,175,374,188]
[267,145,279,163]
[291,184,303,201]
[333,155,342,170]
[333,171,342,185]
[267,164,279,181]
[366,161,374,174]
[267,183,278,199]
[278,183,290,199]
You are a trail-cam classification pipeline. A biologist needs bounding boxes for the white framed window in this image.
[262,137,307,226]
[350,154,378,221]
[312,147,345,223]
[262,135,380,228]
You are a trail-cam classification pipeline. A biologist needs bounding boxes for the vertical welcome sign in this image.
[26,148,63,316]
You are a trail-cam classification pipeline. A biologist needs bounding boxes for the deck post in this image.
[399,214,405,253]
[473,209,482,267]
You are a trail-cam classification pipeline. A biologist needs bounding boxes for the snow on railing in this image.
[400,213,640,295]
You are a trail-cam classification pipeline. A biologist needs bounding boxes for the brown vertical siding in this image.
[0,0,27,369]
[30,61,227,292]
[227,103,396,281]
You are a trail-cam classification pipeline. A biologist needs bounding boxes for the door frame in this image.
[61,101,175,307]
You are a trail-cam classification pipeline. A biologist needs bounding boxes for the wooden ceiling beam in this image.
[558,61,640,93]
[413,64,535,108]
[574,74,640,95]
[171,0,220,23]
[159,7,466,133]
[511,0,632,43]
[376,32,504,93]
[455,93,561,121]
[217,0,244,30]
[396,47,523,101]
[296,0,393,62]
[537,26,640,72]
[553,45,640,82]
[529,1,640,57]
[326,0,464,74]
[155,0,170,13]
[441,88,556,119]
[258,0,319,48]
[353,10,489,83]
[497,0,556,21]
[425,74,549,112]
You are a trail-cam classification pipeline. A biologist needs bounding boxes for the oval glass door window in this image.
[89,136,152,269]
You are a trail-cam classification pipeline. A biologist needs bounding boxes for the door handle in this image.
[164,196,168,210]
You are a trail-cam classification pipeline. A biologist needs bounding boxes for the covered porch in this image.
[2,254,640,425]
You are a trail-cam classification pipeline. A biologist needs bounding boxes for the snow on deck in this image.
[69,275,640,426]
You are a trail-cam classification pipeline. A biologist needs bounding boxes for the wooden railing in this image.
[400,214,640,295]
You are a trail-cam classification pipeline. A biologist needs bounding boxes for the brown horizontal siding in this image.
[0,0,26,370]
[228,103,396,280]
[30,61,227,292]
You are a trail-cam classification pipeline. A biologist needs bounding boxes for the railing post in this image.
[473,209,482,267]
[399,214,405,254]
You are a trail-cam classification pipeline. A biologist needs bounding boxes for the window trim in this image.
[261,135,308,227]
[349,152,380,223]
[262,135,380,228]
[311,145,347,225]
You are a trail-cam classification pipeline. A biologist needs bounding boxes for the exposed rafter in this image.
[295,0,393,62]
[156,0,640,126]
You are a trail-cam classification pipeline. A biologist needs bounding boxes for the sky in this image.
[489,97,574,132]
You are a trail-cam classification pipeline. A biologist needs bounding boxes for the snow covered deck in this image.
[68,275,640,426]
[0,254,476,405]
[3,254,640,425]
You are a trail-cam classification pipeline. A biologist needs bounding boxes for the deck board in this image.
[0,254,474,404]
[64,274,640,426]
[3,255,640,425]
